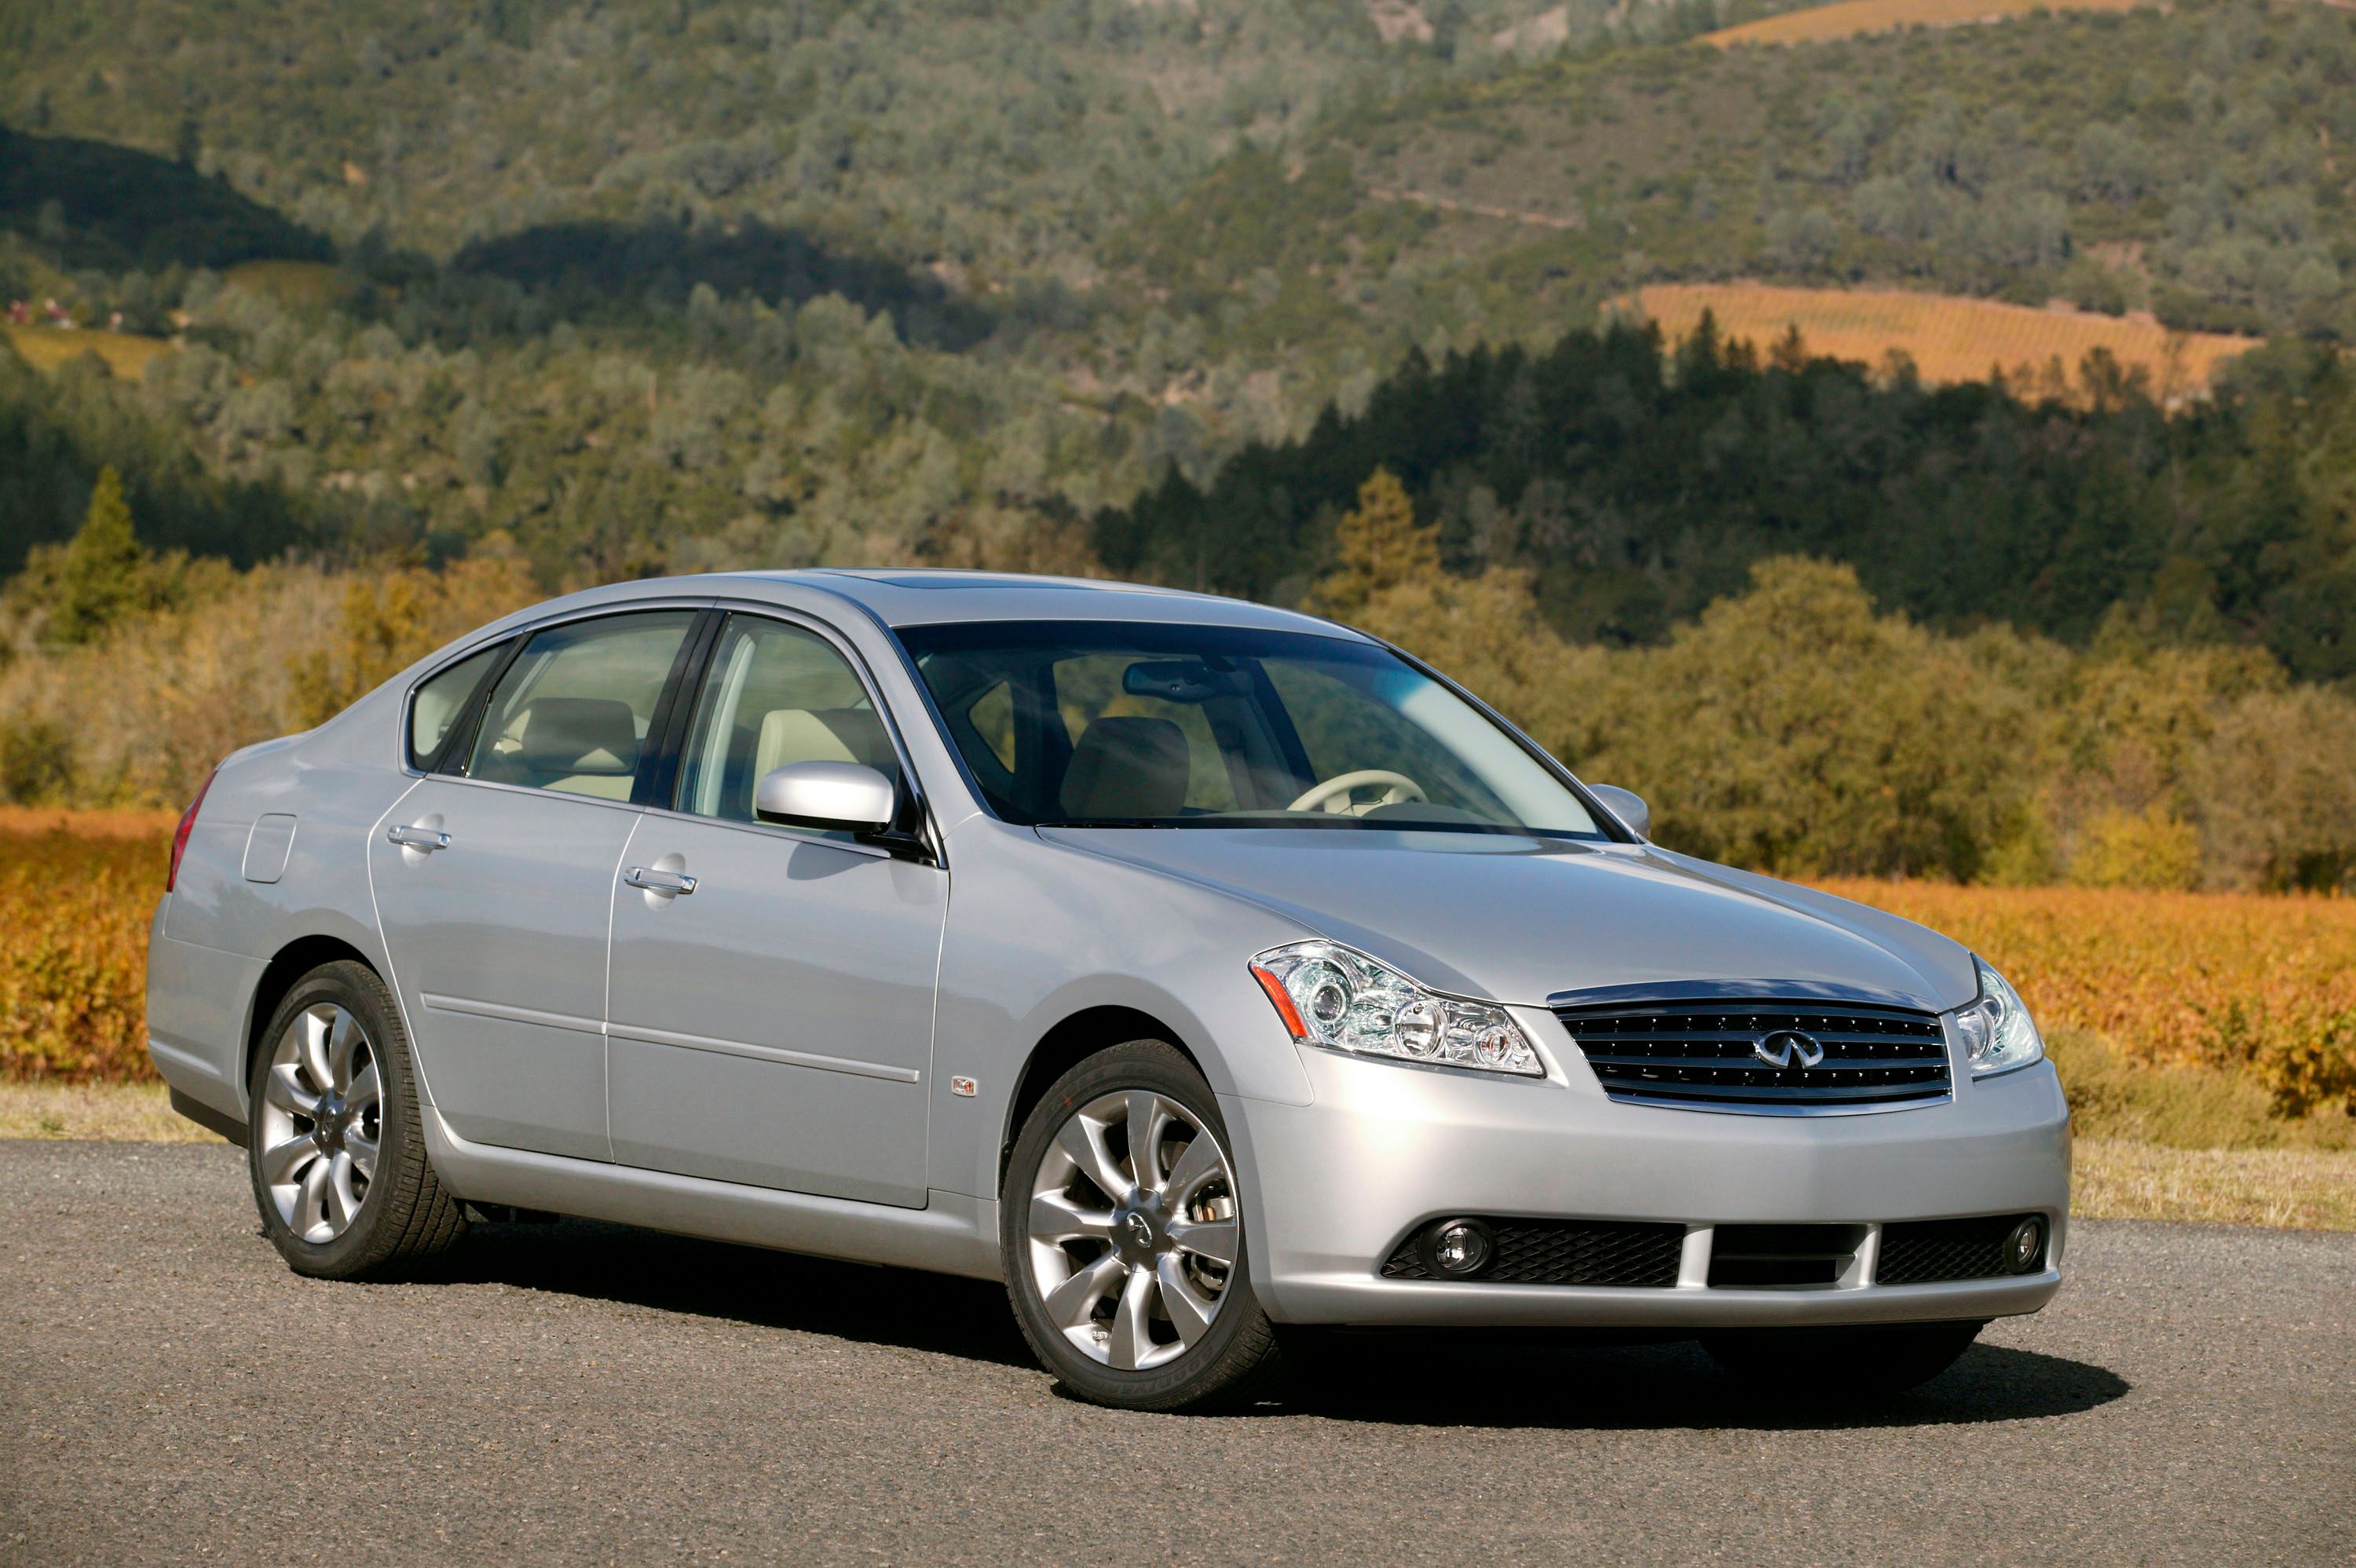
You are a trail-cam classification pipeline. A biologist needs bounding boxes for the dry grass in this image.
[4,320,174,379]
[2072,1139,2356,1230]
[1632,283,2257,401]
[222,259,342,305]
[1700,0,2148,48]
[0,1080,221,1142]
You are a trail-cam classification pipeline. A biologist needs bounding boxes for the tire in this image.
[246,960,466,1280]
[1703,1319,1985,1397]
[1001,1040,1283,1412]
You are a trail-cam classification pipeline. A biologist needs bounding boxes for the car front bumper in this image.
[1227,1007,2069,1329]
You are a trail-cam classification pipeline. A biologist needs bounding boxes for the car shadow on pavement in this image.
[437,1219,2128,1427]
[442,1218,1037,1371]
[1278,1333,2131,1430]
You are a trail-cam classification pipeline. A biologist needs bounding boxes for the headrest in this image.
[1059,716,1189,821]
[510,697,639,775]
[755,708,860,777]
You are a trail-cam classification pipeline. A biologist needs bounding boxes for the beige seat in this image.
[496,696,641,800]
[755,708,861,776]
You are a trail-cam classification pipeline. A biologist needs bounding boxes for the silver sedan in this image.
[147,570,2067,1411]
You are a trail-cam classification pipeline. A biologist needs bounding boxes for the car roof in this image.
[638,568,1367,638]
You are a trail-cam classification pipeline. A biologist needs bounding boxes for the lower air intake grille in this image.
[1879,1214,2043,1284]
[1381,1219,1685,1287]
[1556,1000,1950,1113]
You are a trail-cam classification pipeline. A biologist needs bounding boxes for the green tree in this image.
[1582,558,2041,879]
[1306,468,1437,623]
[50,467,148,646]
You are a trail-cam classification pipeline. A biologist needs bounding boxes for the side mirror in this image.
[1587,783,1651,839]
[755,762,898,834]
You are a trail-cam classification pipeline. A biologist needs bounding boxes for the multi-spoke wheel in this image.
[256,1002,382,1242]
[1028,1087,1239,1371]
[1003,1040,1282,1410]
[247,961,466,1278]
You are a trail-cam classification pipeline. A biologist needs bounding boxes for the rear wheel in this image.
[1001,1040,1282,1411]
[1703,1320,1985,1397]
[247,961,466,1279]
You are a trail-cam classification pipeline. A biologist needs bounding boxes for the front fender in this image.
[929,818,1317,1202]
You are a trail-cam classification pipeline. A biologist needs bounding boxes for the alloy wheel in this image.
[254,1003,382,1243]
[1025,1090,1239,1371]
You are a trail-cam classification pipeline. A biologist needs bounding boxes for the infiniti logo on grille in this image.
[1752,1029,1827,1069]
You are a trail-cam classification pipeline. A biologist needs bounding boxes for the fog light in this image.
[1425,1219,1494,1277]
[2003,1216,2046,1274]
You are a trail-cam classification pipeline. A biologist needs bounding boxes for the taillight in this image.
[167,769,216,893]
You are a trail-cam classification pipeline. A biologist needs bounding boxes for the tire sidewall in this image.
[246,960,426,1277]
[1001,1040,1271,1409]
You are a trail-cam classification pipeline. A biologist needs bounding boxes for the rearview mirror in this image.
[1588,784,1651,839]
[755,762,898,833]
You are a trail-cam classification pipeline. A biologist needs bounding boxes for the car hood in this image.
[1037,828,1976,1013]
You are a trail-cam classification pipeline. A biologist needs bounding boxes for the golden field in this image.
[1632,283,2259,400]
[3,320,173,379]
[1700,0,2149,48]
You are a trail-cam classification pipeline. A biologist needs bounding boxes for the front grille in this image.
[1556,1000,1949,1113]
[1879,1214,2043,1284]
[1381,1219,1685,1287]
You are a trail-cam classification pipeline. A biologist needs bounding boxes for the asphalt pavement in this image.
[2,1140,2350,1565]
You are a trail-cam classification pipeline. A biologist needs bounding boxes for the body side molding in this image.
[419,1106,999,1280]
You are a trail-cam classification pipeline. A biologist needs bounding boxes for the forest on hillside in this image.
[0,0,2352,889]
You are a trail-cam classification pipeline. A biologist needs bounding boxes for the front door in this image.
[605,612,945,1207]
[370,609,698,1160]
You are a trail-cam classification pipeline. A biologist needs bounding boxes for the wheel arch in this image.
[242,933,382,1109]
[997,1005,1205,1193]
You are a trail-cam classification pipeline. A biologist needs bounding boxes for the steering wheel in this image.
[1287,769,1428,816]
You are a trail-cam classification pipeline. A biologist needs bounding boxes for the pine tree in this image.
[1306,467,1438,623]
[52,466,148,646]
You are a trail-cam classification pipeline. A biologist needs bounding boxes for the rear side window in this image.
[408,645,503,770]
[464,612,697,801]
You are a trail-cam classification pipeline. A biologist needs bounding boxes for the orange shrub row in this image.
[0,826,160,1081]
[1814,879,2356,1114]
[4,820,2351,1119]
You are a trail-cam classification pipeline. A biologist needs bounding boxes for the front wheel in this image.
[1001,1040,1282,1411]
[1703,1319,1985,1397]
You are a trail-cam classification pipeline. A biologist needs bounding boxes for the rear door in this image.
[370,608,702,1160]
[604,609,946,1207]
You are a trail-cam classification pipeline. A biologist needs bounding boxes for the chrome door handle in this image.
[624,865,697,895]
[388,824,451,851]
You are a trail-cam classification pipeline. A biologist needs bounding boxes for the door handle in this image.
[625,865,697,895]
[388,824,452,851]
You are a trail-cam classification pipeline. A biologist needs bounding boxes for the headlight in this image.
[1249,940,1544,1076]
[1951,957,2045,1077]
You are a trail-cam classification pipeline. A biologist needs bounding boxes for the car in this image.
[147,568,2068,1411]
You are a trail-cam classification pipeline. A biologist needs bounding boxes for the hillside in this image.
[0,0,2351,640]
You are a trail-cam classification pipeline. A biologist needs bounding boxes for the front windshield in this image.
[896,620,1606,839]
